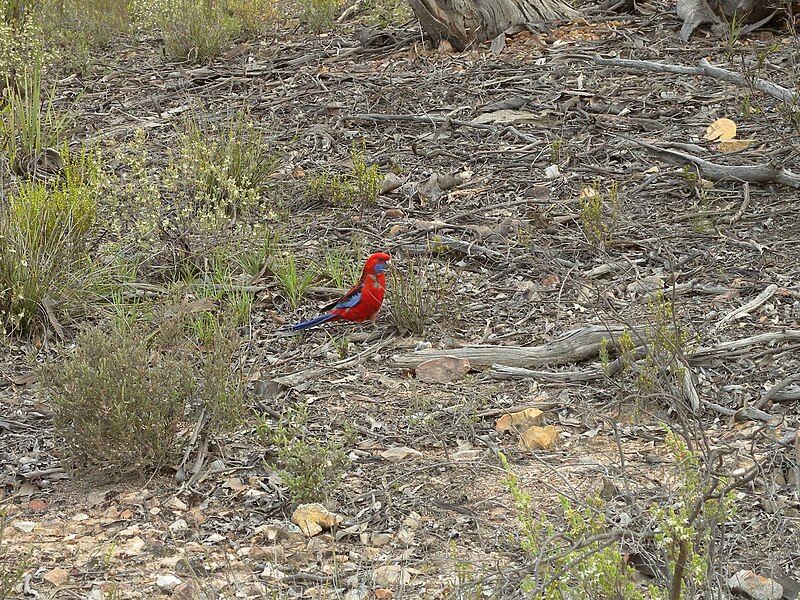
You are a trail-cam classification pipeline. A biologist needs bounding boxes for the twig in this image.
[754,374,800,410]
[729,182,750,224]
[716,284,778,328]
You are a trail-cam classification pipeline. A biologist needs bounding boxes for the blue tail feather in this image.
[284,313,337,332]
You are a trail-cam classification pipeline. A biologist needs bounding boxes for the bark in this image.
[407,0,577,50]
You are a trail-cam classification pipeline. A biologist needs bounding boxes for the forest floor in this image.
[2,1,800,599]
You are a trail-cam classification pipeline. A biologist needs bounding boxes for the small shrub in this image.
[41,309,246,473]
[258,403,351,503]
[610,293,695,396]
[165,112,279,229]
[297,0,342,32]
[649,429,736,600]
[579,180,620,249]
[501,452,646,599]
[388,258,448,334]
[0,1,49,84]
[41,324,197,473]
[307,142,381,208]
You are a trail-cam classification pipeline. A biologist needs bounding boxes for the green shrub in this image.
[0,1,50,84]
[41,308,246,473]
[258,403,351,502]
[42,325,197,473]
[164,112,279,229]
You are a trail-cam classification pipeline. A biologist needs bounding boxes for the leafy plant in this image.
[501,452,645,600]
[165,111,279,228]
[649,429,736,600]
[257,403,351,502]
[41,324,197,473]
[297,0,342,33]
[579,180,620,249]
[388,257,448,334]
[0,1,49,84]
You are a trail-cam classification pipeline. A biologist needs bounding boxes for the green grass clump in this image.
[388,258,448,334]
[0,1,50,84]
[0,145,104,334]
[307,142,381,208]
[130,0,279,62]
[0,60,73,175]
[275,253,317,309]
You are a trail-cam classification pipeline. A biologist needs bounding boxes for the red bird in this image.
[283,252,391,332]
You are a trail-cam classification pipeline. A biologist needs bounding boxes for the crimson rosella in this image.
[282,252,391,332]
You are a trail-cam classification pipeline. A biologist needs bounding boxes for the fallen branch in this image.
[626,137,800,189]
[592,55,798,104]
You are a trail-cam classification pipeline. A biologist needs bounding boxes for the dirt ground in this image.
[2,1,800,598]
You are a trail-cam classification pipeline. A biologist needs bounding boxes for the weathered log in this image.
[407,0,577,50]
[389,325,648,369]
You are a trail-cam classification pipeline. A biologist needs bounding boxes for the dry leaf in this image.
[719,138,752,153]
[496,408,544,433]
[703,118,737,141]
[518,425,559,451]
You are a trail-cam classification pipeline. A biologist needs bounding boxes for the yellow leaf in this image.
[718,138,752,153]
[704,118,737,141]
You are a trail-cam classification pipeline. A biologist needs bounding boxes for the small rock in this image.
[728,570,783,600]
[375,588,395,599]
[156,574,182,592]
[344,585,370,600]
[370,532,393,547]
[169,518,189,534]
[166,496,188,511]
[13,521,37,533]
[518,425,559,451]
[383,207,404,218]
[381,174,404,195]
[415,356,471,383]
[172,582,198,600]
[27,499,47,511]
[43,567,70,586]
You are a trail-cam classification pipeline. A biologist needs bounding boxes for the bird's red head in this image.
[362,252,391,278]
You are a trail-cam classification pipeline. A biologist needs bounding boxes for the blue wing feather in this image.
[321,281,364,312]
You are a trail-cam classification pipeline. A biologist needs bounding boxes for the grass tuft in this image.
[388,257,448,334]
